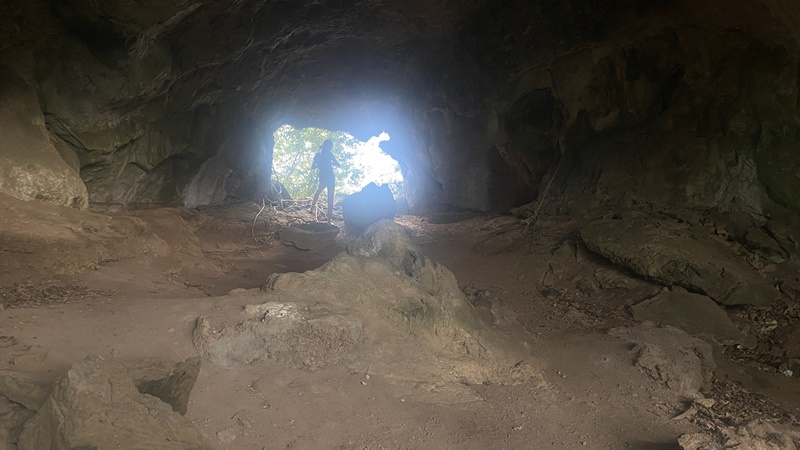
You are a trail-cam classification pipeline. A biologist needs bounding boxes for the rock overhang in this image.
[1,0,799,219]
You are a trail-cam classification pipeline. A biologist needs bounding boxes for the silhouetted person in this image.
[310,139,340,221]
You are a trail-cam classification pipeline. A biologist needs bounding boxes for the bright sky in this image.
[347,132,402,190]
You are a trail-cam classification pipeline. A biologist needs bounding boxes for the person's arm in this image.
[311,154,319,169]
[331,156,340,167]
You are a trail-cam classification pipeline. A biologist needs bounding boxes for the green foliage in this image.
[272,125,366,198]
[384,179,404,198]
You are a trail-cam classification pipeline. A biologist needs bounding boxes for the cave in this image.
[2,1,800,448]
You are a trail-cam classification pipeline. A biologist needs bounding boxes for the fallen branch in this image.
[251,198,267,243]
[523,149,567,240]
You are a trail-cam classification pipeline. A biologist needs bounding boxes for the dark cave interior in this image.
[3,0,797,221]
[2,1,800,448]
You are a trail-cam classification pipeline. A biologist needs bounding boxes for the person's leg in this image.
[311,184,324,214]
[326,181,335,220]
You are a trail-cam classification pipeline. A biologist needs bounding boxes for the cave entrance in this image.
[271,124,404,202]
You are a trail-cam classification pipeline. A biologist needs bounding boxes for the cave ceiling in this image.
[0,0,799,216]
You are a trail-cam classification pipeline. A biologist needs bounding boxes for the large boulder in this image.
[16,355,211,450]
[0,66,88,209]
[1,359,202,418]
[341,183,396,231]
[346,219,441,294]
[630,290,749,344]
[610,323,716,400]
[581,217,779,306]
[194,221,536,402]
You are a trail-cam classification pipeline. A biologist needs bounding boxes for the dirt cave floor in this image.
[1,195,800,450]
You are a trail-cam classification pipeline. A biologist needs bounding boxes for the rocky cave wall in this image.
[0,0,799,220]
[454,0,800,219]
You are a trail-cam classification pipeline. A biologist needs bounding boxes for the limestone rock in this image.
[630,291,748,343]
[49,132,81,174]
[768,219,800,260]
[711,210,787,262]
[0,66,88,209]
[678,432,723,450]
[0,372,50,411]
[347,220,472,300]
[346,220,420,265]
[16,355,211,450]
[341,183,396,231]
[741,229,787,264]
[131,357,202,416]
[781,279,800,301]
[347,220,456,297]
[610,323,716,399]
[679,420,800,450]
[193,302,364,370]
[581,218,779,306]
[199,221,536,403]
[576,277,600,294]
[0,396,35,450]
[3,0,800,221]
[778,327,800,360]
[279,222,339,251]
[268,179,292,202]
[594,267,643,290]
[710,210,766,239]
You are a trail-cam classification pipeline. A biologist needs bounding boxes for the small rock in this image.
[693,398,716,408]
[217,427,238,444]
[780,279,800,301]
[743,229,786,263]
[576,278,599,294]
[594,268,642,290]
[678,432,723,450]
[777,328,800,360]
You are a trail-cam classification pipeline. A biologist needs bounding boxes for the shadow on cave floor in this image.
[630,443,682,450]
[78,203,347,298]
[1,195,800,449]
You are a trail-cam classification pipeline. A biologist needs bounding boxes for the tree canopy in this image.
[271,125,403,198]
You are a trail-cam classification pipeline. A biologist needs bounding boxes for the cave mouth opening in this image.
[271,124,404,201]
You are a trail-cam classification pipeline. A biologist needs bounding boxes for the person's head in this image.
[320,139,333,154]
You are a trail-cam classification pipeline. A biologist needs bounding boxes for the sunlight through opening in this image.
[271,125,404,199]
